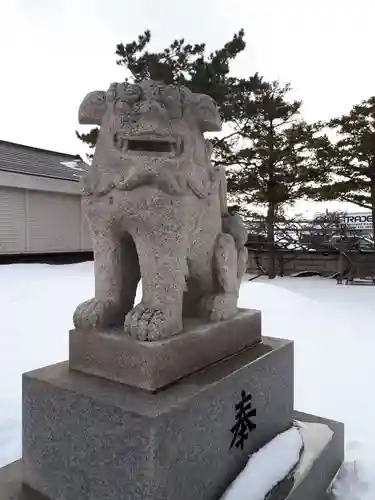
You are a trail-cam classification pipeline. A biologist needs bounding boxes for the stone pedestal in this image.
[22,337,293,500]
[0,411,345,500]
[0,309,345,500]
[69,308,262,391]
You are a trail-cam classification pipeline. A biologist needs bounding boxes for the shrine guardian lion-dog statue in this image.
[73,78,248,341]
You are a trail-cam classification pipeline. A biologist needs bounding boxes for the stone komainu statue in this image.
[73,78,248,341]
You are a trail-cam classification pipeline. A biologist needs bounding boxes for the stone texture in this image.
[22,337,293,500]
[0,411,344,500]
[73,78,248,341]
[69,308,261,391]
[0,461,46,500]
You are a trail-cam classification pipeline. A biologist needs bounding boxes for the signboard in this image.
[341,212,373,231]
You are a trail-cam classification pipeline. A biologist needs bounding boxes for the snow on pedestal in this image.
[220,426,303,500]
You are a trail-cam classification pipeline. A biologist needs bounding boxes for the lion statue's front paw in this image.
[73,298,125,330]
[124,303,183,341]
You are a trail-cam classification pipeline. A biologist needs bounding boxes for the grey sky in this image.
[1,0,374,213]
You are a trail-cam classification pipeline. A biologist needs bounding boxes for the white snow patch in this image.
[60,160,84,171]
[220,426,303,500]
[330,441,375,500]
[293,420,333,482]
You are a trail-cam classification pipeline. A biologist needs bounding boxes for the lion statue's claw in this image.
[73,298,125,330]
[124,303,182,341]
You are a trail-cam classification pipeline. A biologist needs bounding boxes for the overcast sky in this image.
[1,0,374,213]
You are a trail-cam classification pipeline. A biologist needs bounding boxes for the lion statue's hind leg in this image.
[199,232,239,321]
[193,213,248,322]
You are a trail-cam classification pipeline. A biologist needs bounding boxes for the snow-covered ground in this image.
[1,262,375,499]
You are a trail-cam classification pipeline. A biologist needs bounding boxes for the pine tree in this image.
[76,29,249,152]
[214,80,331,278]
[318,96,375,239]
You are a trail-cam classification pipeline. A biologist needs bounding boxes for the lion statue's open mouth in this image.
[113,133,183,157]
[73,78,248,341]
[115,134,181,153]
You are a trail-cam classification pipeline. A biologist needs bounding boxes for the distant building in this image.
[0,140,92,255]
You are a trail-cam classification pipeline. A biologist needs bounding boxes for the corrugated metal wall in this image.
[0,186,92,254]
[27,190,81,252]
[0,187,26,253]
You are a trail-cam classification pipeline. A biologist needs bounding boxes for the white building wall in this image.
[0,186,27,253]
[27,190,81,253]
[0,173,93,254]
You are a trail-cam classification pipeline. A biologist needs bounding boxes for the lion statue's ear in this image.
[193,94,222,133]
[78,90,108,125]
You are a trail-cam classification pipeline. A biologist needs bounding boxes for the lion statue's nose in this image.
[133,99,166,118]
